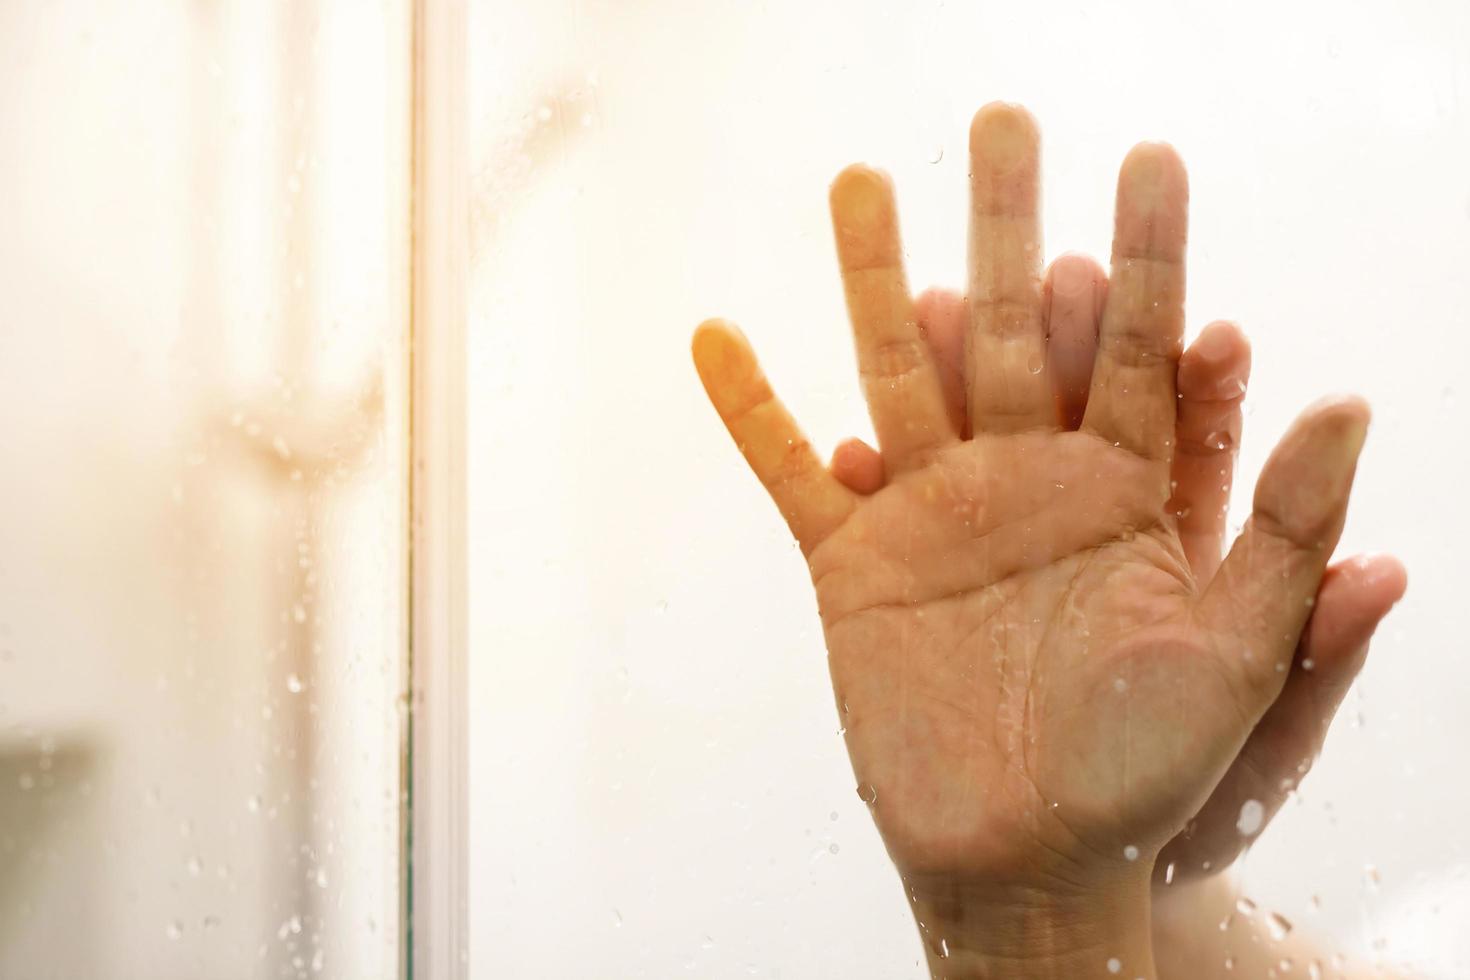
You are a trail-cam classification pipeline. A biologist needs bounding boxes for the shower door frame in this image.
[408,0,469,977]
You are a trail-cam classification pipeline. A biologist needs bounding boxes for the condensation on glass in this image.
[465,0,1470,977]
[0,4,410,978]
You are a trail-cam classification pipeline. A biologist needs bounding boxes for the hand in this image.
[863,280,1407,891]
[692,103,1376,978]
[883,276,1408,980]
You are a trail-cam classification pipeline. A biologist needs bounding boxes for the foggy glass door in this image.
[0,4,412,977]
[465,1,1470,977]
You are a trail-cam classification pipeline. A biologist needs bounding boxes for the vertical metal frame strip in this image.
[408,1,469,977]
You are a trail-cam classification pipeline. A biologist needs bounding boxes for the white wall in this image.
[466,0,1470,976]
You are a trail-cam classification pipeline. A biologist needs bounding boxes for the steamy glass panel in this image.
[466,1,1469,977]
[0,3,410,977]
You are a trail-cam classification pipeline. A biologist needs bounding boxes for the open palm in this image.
[693,104,1369,903]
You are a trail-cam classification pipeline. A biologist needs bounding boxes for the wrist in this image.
[907,870,1157,980]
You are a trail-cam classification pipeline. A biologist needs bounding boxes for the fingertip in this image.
[1309,391,1371,418]
[1119,139,1188,191]
[691,317,743,367]
[691,318,763,410]
[969,101,1040,172]
[1304,393,1372,449]
[914,286,964,325]
[1299,553,1407,680]
[1112,141,1188,264]
[1342,552,1409,606]
[830,437,886,495]
[1192,320,1250,365]
[692,315,736,342]
[1045,252,1107,299]
[830,164,900,268]
[1178,320,1251,400]
[829,163,893,218]
[1369,553,1409,600]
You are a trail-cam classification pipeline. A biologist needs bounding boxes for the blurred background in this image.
[0,3,409,978]
[466,0,1470,977]
[3,0,1468,978]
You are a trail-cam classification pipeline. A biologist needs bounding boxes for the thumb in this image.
[1157,553,1406,883]
[1196,395,1370,705]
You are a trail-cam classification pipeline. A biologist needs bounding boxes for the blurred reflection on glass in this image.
[0,3,409,978]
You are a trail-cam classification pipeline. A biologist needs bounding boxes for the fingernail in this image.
[1326,418,1369,490]
[1265,399,1370,539]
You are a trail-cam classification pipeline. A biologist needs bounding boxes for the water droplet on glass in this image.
[927,145,944,165]
[1164,861,1176,885]
[828,843,840,854]
[612,908,623,927]
[1235,896,1257,918]
[1107,957,1122,974]
[1123,844,1139,861]
[940,938,950,958]
[829,810,839,821]
[1307,960,1322,979]
[856,782,878,804]
[286,673,304,694]
[1026,353,1045,375]
[1113,677,1128,693]
[246,795,261,814]
[291,603,307,624]
[1236,798,1265,837]
[277,914,303,939]
[1266,911,1293,941]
